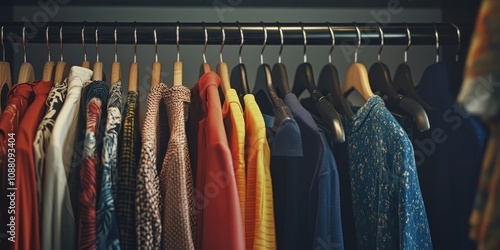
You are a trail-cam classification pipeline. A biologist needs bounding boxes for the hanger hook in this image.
[377,22,384,62]
[95,22,99,63]
[153,26,158,62]
[237,21,244,64]
[353,22,361,63]
[278,22,284,64]
[46,23,51,62]
[59,22,64,61]
[202,22,208,64]
[403,22,411,63]
[176,21,180,62]
[114,21,118,62]
[327,22,335,64]
[1,25,4,62]
[433,22,440,63]
[301,23,307,63]
[81,21,87,62]
[219,22,225,63]
[451,23,461,62]
[133,22,137,63]
[260,22,267,65]
[22,25,27,63]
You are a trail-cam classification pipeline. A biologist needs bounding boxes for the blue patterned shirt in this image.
[346,95,432,249]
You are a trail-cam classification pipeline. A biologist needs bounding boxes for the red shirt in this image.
[0,82,35,250]
[14,80,53,250]
[191,72,245,250]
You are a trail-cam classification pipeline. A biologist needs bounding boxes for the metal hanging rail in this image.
[1,22,465,46]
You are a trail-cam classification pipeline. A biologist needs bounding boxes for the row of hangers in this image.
[0,22,462,144]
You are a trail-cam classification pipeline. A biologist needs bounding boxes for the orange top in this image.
[244,94,276,250]
[222,88,246,228]
[191,72,245,250]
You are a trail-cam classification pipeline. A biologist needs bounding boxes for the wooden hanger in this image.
[216,23,230,94]
[151,27,161,88]
[110,24,121,85]
[173,23,183,86]
[42,24,54,82]
[54,24,69,84]
[17,26,35,84]
[199,23,211,76]
[92,23,103,81]
[128,25,139,92]
[81,22,90,69]
[0,25,12,114]
[341,23,374,100]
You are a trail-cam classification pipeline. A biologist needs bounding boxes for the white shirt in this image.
[42,66,93,250]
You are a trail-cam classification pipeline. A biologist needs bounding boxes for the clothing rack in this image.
[1,22,465,46]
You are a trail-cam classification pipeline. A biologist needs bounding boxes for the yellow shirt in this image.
[222,89,246,226]
[244,94,276,250]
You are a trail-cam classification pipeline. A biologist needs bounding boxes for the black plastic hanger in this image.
[230,22,250,101]
[369,24,430,131]
[317,23,354,118]
[272,23,291,97]
[291,25,345,143]
[252,24,293,121]
[392,24,432,110]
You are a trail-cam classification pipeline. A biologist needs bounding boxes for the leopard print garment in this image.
[136,83,169,249]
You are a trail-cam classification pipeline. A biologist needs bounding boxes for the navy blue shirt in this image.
[346,95,432,249]
[281,93,344,249]
[415,62,488,250]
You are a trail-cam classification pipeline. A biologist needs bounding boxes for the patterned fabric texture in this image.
[159,85,196,249]
[470,122,500,250]
[78,81,109,250]
[116,90,141,250]
[136,83,169,249]
[34,79,68,210]
[458,0,500,119]
[96,81,123,250]
[346,95,432,249]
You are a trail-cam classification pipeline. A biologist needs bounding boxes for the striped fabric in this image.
[222,89,246,228]
[244,94,276,250]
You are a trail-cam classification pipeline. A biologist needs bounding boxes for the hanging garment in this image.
[0,82,34,250]
[415,62,488,250]
[77,80,109,250]
[159,85,196,250]
[346,95,432,249]
[34,79,68,213]
[258,106,302,250]
[42,66,93,250]
[96,81,123,250]
[136,83,168,250]
[470,122,500,250]
[243,94,276,250]
[282,93,344,249]
[116,90,141,250]
[222,88,246,228]
[14,80,53,250]
[190,72,245,250]
[457,0,500,119]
